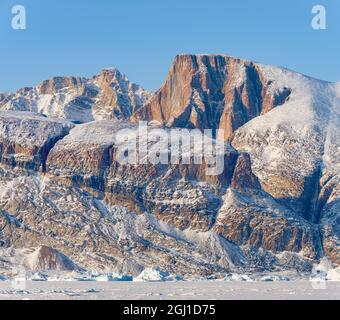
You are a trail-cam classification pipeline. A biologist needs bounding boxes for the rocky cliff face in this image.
[132,54,291,141]
[46,120,238,231]
[213,189,322,261]
[0,111,74,171]
[0,69,151,124]
[0,55,339,276]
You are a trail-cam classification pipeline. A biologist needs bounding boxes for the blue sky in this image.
[0,0,339,92]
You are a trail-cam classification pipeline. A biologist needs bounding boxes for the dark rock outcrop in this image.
[231,153,261,190]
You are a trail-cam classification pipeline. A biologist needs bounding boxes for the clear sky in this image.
[0,0,339,93]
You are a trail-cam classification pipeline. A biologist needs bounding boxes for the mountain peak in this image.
[98,67,124,78]
[132,53,293,140]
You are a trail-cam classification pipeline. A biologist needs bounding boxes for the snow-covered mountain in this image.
[0,68,152,123]
[0,54,338,278]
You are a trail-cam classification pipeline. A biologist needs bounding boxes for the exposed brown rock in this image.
[132,54,291,141]
[38,77,85,96]
[231,153,261,190]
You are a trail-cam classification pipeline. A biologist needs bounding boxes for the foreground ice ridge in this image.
[0,54,339,277]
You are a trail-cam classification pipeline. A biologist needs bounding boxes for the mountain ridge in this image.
[0,68,152,123]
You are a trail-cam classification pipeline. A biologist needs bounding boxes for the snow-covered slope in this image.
[232,66,333,214]
[230,65,339,263]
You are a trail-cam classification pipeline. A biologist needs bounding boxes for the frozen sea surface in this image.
[0,281,339,300]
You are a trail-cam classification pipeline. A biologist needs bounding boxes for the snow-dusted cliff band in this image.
[0,54,339,278]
